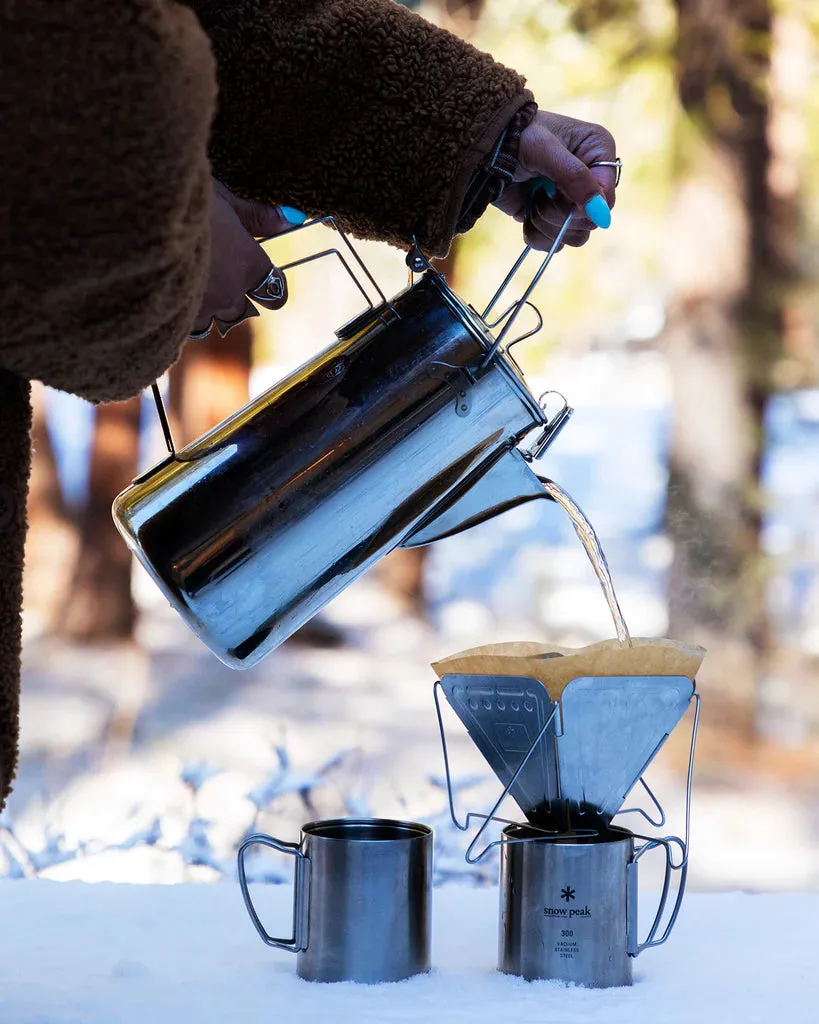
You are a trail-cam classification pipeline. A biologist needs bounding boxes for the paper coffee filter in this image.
[432,637,705,701]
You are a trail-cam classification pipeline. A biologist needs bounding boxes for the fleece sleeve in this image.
[0,0,217,402]
[187,0,532,256]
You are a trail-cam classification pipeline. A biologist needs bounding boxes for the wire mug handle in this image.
[237,833,311,952]
[626,834,688,957]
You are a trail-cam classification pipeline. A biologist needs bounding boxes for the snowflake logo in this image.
[560,886,576,902]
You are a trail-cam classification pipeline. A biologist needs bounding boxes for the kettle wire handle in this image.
[479,209,575,369]
[264,214,387,310]
[148,215,386,458]
[480,157,622,367]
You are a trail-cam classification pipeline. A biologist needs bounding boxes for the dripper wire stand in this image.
[433,680,598,864]
[620,775,667,829]
[433,677,700,950]
[622,691,700,952]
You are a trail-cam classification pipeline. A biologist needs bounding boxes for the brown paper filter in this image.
[432,637,705,702]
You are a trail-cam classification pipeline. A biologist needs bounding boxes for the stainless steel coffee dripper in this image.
[113,214,577,668]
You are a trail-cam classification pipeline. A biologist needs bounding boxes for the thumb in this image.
[219,184,307,238]
[233,196,305,238]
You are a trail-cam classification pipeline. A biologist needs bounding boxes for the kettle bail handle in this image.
[479,158,622,366]
[479,209,574,369]
[151,382,176,457]
[146,215,385,460]
[269,214,387,311]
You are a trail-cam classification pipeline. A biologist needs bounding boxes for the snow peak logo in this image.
[543,905,592,919]
[543,893,592,920]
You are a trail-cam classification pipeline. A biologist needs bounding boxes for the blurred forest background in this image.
[3,0,819,889]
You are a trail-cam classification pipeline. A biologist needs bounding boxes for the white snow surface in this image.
[0,881,816,1024]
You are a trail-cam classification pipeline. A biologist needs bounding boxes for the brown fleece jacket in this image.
[0,0,529,809]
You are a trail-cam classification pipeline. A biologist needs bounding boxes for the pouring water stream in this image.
[540,478,633,648]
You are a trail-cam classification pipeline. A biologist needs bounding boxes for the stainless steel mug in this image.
[499,824,685,988]
[238,817,433,984]
[112,221,572,668]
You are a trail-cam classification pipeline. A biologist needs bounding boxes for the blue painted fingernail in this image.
[584,194,611,229]
[281,206,307,225]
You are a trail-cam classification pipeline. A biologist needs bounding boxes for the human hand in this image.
[494,111,618,252]
[191,178,306,337]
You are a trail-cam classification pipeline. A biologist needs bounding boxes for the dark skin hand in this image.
[192,178,297,335]
[495,111,618,251]
[193,113,617,334]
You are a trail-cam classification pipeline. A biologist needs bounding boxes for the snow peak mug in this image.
[499,824,686,988]
[238,817,433,984]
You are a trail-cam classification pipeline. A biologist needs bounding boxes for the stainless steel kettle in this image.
[112,216,576,668]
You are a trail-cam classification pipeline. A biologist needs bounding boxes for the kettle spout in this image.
[401,447,551,548]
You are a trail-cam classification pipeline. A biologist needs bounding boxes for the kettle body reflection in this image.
[113,227,571,668]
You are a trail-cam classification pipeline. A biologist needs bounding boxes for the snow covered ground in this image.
[0,881,816,1024]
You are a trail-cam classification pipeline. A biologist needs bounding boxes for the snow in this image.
[0,881,816,1023]
[7,609,819,891]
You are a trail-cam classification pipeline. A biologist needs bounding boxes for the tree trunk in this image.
[24,383,78,632]
[58,396,142,641]
[665,0,794,730]
[169,320,253,446]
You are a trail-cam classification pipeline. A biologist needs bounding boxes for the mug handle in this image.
[626,835,688,957]
[237,833,311,952]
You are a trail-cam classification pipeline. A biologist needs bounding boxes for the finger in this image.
[544,115,618,208]
[590,165,617,210]
[563,229,591,248]
[523,222,589,252]
[248,266,288,311]
[230,195,297,239]
[213,178,294,239]
[528,135,610,229]
[190,315,214,337]
[530,193,595,233]
[528,225,593,250]
[211,237,276,322]
[212,298,260,339]
[529,131,601,207]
